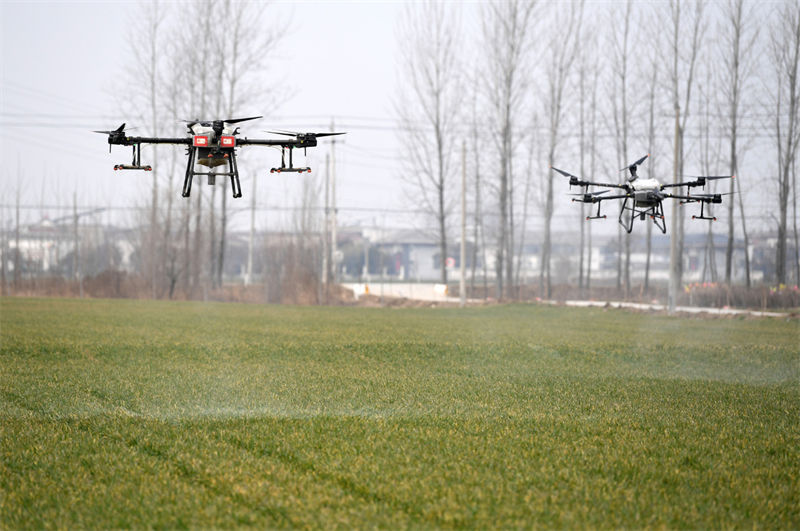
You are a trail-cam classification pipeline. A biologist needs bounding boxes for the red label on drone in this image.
[193,135,209,147]
[220,136,236,147]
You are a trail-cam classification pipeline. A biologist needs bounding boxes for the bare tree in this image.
[467,73,488,298]
[665,0,706,311]
[607,0,636,298]
[575,16,599,294]
[216,0,284,289]
[514,120,539,290]
[118,0,285,298]
[770,1,800,285]
[481,0,537,299]
[123,0,163,298]
[397,0,464,285]
[161,60,185,298]
[721,0,758,287]
[585,37,603,297]
[793,155,800,284]
[540,1,583,299]
[642,17,663,295]
[698,62,722,283]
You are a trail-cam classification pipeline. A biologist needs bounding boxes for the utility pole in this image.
[330,119,338,284]
[73,191,83,298]
[460,141,466,308]
[668,107,680,313]
[322,153,331,299]
[0,203,6,295]
[14,185,20,290]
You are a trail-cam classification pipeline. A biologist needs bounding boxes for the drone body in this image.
[95,117,344,199]
[553,154,733,234]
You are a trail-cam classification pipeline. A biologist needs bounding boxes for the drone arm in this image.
[571,193,629,204]
[584,181,628,190]
[110,136,193,147]
[237,138,301,147]
[661,175,733,190]
[660,180,701,189]
[664,192,722,204]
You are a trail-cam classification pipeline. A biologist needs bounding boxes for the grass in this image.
[1,297,798,528]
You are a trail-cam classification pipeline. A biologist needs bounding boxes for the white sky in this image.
[0,0,419,231]
[0,0,783,238]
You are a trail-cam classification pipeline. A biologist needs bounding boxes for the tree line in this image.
[397,0,800,300]
[59,0,799,302]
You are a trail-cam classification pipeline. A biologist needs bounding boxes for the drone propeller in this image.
[620,154,649,172]
[620,154,649,182]
[569,190,608,197]
[183,116,263,128]
[266,130,346,156]
[92,123,128,135]
[682,175,735,180]
[223,115,263,124]
[93,123,130,152]
[550,166,581,180]
[266,130,346,138]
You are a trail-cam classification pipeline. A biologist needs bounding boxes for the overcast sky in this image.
[1,0,423,231]
[0,0,783,238]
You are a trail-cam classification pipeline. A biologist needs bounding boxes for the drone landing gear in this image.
[585,201,607,220]
[114,144,152,171]
[619,198,666,234]
[181,148,242,198]
[270,146,311,174]
[651,203,666,233]
[690,200,716,221]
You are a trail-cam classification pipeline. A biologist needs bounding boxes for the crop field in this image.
[1,297,798,528]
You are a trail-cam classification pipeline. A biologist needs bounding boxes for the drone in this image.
[551,154,734,233]
[94,116,344,199]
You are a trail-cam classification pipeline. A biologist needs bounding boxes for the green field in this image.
[1,297,798,528]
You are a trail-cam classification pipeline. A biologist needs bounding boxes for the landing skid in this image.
[585,201,607,220]
[114,144,151,171]
[270,146,311,174]
[114,164,152,171]
[270,167,311,174]
[689,200,716,221]
[618,197,666,234]
[181,147,242,199]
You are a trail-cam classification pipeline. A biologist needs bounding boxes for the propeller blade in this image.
[620,154,649,171]
[683,175,734,180]
[183,116,262,126]
[310,132,346,138]
[93,123,126,134]
[569,190,608,197]
[551,166,580,179]
[265,130,298,137]
[224,115,263,124]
